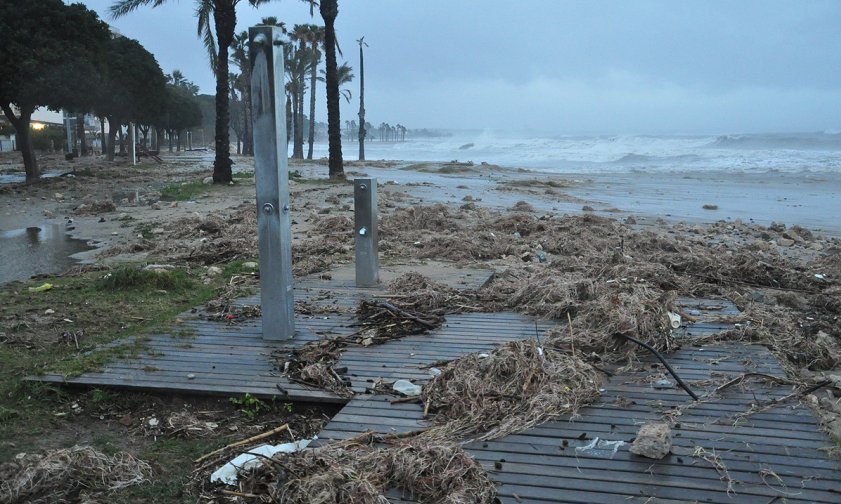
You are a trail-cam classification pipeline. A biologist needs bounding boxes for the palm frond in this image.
[110,0,168,18]
[195,0,218,74]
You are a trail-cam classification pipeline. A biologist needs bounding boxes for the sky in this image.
[73,0,841,135]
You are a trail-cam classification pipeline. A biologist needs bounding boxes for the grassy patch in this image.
[0,267,216,444]
[232,171,254,179]
[160,181,212,201]
[99,267,193,292]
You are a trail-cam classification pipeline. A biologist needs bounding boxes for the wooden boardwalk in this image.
[316,300,841,503]
[35,265,554,402]
[34,274,840,503]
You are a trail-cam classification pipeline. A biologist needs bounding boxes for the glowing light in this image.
[31,122,46,131]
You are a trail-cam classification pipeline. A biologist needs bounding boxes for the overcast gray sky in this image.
[77,0,841,135]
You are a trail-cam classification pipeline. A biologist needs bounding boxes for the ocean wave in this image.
[706,133,841,150]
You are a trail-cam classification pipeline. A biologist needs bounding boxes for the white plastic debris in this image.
[210,437,315,485]
[428,367,442,377]
[574,437,626,459]
[392,379,422,397]
[478,353,490,359]
[814,273,827,280]
[667,311,682,329]
[147,417,159,427]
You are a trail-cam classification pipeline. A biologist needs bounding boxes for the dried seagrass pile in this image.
[274,300,444,398]
[421,339,602,440]
[0,446,151,504]
[233,435,496,504]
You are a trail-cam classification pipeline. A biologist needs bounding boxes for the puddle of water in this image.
[0,224,94,284]
[0,172,62,184]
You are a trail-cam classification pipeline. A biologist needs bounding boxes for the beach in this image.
[1,148,840,501]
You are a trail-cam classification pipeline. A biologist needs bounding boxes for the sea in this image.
[311,130,841,174]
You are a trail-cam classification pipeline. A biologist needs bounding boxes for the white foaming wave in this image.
[303,131,841,174]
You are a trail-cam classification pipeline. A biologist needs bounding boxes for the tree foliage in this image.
[0,0,111,180]
[95,36,168,160]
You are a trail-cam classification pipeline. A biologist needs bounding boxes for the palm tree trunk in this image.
[243,69,253,156]
[307,47,317,160]
[320,0,344,179]
[286,95,292,143]
[358,41,366,161]
[296,74,305,158]
[211,4,235,183]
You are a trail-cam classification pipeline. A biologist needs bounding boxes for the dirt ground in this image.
[1,150,839,503]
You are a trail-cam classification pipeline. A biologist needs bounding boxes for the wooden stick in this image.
[715,372,793,393]
[220,490,260,498]
[194,423,292,464]
[373,301,438,329]
[567,312,575,358]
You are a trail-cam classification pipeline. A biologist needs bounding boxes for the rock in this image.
[43,209,54,218]
[317,208,330,214]
[753,239,770,251]
[809,242,824,251]
[625,216,637,225]
[170,201,179,208]
[782,230,803,243]
[54,192,64,200]
[150,202,162,210]
[629,423,672,459]
[44,309,55,315]
[242,261,258,270]
[144,264,175,272]
[392,379,422,396]
[207,266,223,277]
[151,227,165,235]
[202,176,214,185]
[187,373,196,380]
[582,205,595,212]
[462,195,474,202]
[768,221,786,232]
[702,204,718,210]
[776,238,795,247]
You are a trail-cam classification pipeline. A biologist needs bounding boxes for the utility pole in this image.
[357,36,368,161]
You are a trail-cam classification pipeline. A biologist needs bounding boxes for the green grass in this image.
[232,171,254,179]
[99,266,193,292]
[160,181,213,201]
[0,266,216,444]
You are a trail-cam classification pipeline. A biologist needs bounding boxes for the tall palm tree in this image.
[356,36,368,161]
[230,31,252,155]
[318,0,343,179]
[304,24,325,160]
[284,37,312,159]
[110,0,283,183]
[288,25,312,159]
